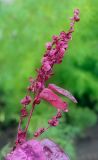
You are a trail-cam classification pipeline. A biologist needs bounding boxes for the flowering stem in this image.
[16,116,22,142]
[15,9,79,145]
[25,103,35,134]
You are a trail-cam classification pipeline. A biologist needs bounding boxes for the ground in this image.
[76,123,98,160]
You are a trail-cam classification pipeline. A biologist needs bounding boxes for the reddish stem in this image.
[25,103,35,134]
[16,116,22,140]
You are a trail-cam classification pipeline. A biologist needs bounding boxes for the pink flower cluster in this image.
[26,10,80,99]
[15,9,80,146]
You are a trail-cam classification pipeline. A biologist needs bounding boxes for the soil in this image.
[75,123,98,160]
[0,125,16,149]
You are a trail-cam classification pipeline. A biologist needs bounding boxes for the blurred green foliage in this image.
[0,143,11,160]
[0,0,98,159]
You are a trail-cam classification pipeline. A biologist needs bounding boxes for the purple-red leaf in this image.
[5,140,46,160]
[39,88,68,112]
[5,139,69,160]
[41,139,70,160]
[48,83,77,103]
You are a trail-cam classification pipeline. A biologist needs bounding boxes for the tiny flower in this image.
[34,132,39,137]
[39,128,45,134]
[70,22,74,27]
[74,9,79,15]
[60,31,67,40]
[34,128,45,137]
[74,16,80,22]
[52,35,58,40]
[74,9,80,22]
[17,130,26,144]
[66,33,72,40]
[48,118,59,126]
[64,44,68,49]
[21,107,28,117]
[42,61,51,72]
[34,97,41,104]
[29,77,34,84]
[21,96,31,105]
[36,82,42,89]
[59,48,65,56]
[56,111,62,118]
[49,49,56,56]
[45,42,52,50]
[56,57,63,64]
[41,57,48,63]
[27,85,34,92]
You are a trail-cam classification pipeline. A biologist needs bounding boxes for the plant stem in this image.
[15,116,22,145]
[25,103,35,134]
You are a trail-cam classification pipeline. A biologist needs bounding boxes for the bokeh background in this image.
[0,0,98,159]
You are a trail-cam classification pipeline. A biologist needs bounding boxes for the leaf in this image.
[39,88,68,112]
[48,84,77,103]
[5,140,46,160]
[41,139,70,160]
[5,139,69,160]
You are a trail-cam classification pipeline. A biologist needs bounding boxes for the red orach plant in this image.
[5,9,80,160]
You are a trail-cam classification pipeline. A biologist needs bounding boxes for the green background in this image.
[0,0,98,159]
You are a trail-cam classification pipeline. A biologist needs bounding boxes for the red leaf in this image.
[39,88,68,112]
[41,139,70,160]
[48,84,77,103]
[5,140,45,160]
[5,139,69,160]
